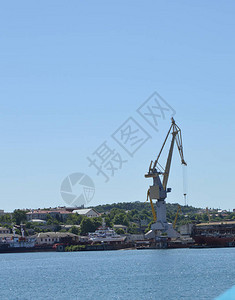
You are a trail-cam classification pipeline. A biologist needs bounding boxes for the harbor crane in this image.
[145,118,187,239]
[173,205,182,229]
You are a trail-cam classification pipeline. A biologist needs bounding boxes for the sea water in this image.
[0,248,235,300]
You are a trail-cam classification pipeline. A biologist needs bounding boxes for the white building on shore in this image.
[73,208,100,218]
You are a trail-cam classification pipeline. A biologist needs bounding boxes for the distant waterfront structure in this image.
[73,208,100,218]
[192,221,235,246]
[178,224,193,236]
[26,207,100,222]
[30,219,47,224]
[0,227,11,234]
[26,209,72,222]
[113,224,128,233]
[36,232,79,246]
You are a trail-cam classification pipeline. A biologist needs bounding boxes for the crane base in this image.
[145,222,180,239]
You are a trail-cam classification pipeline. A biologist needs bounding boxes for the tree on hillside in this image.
[12,210,26,225]
[92,217,103,229]
[104,216,113,228]
[46,215,59,225]
[115,228,125,235]
[109,208,125,220]
[113,213,129,226]
[80,217,102,235]
[69,226,79,235]
[0,213,12,224]
[127,223,139,234]
[66,213,84,225]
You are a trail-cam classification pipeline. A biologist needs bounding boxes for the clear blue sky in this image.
[1,1,235,211]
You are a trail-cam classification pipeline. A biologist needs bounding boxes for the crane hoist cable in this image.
[182,164,188,206]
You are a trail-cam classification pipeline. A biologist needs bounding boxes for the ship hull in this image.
[193,235,235,246]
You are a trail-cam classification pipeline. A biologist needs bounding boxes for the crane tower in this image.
[145,118,187,239]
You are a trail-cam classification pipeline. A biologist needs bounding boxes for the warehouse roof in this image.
[197,221,235,226]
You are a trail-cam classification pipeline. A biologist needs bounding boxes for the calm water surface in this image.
[0,248,235,300]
